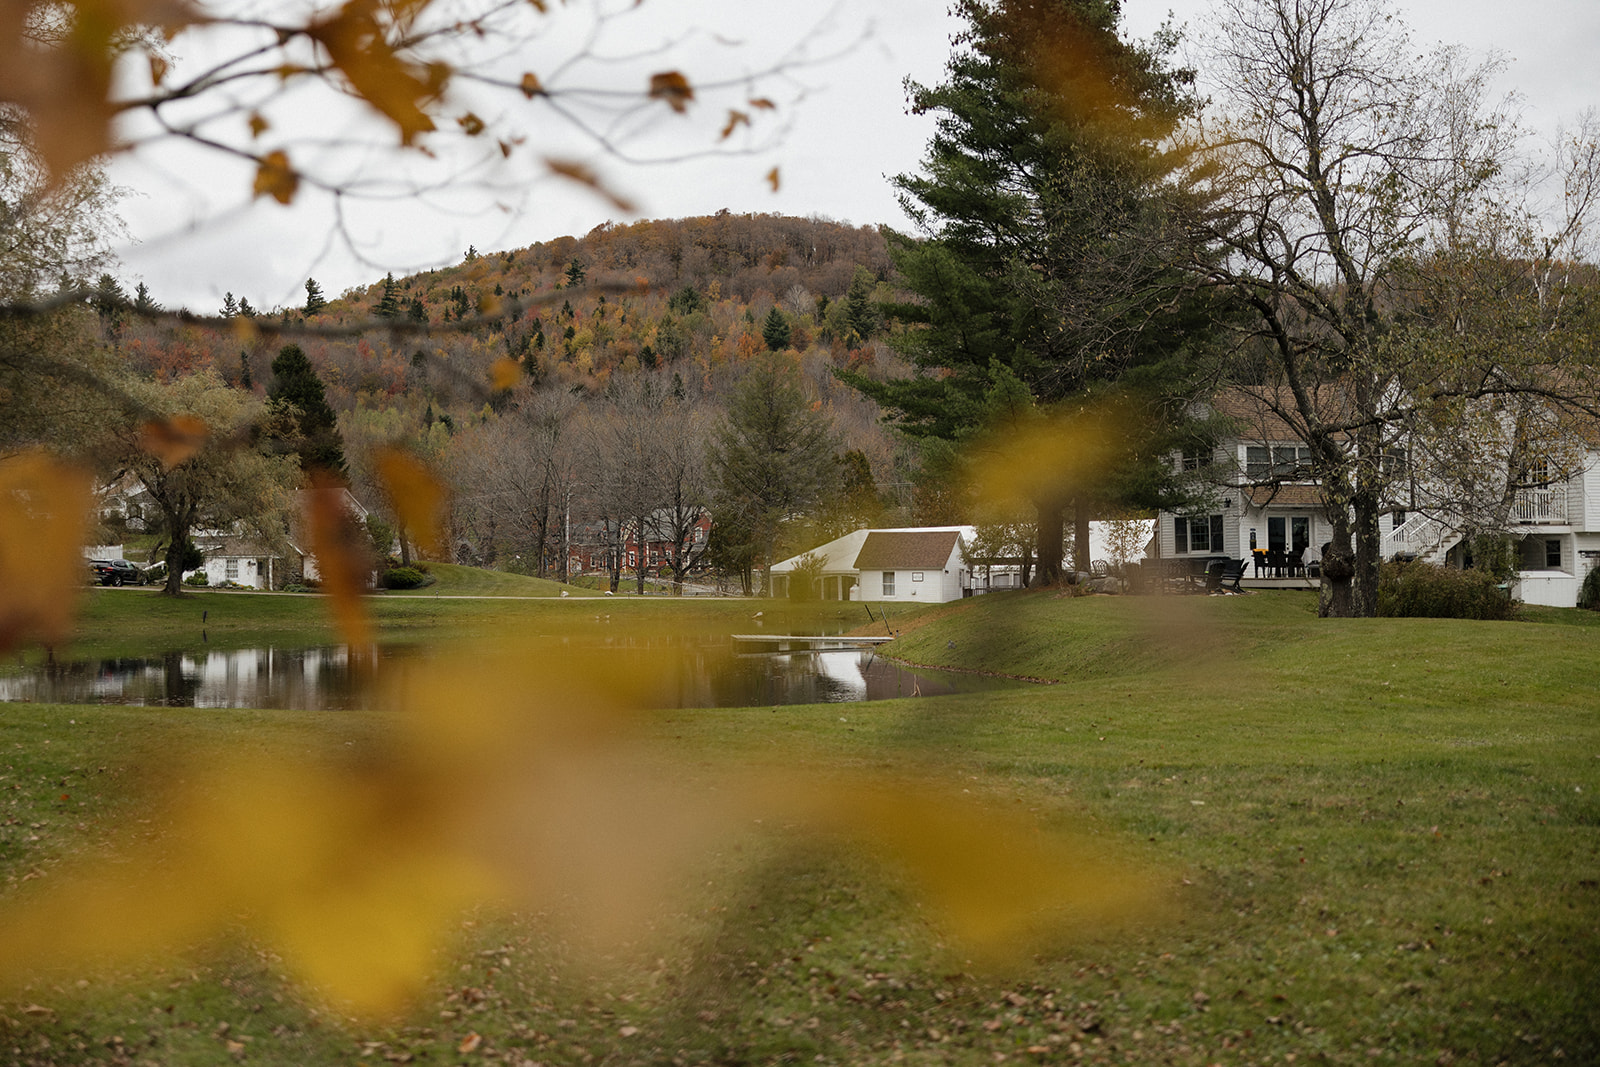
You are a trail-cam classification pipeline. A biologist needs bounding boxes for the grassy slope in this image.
[378,561,583,597]
[2,591,1597,1065]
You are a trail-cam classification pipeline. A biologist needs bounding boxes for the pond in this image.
[0,643,1026,711]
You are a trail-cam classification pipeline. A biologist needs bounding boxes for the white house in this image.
[1159,390,1600,605]
[770,527,973,603]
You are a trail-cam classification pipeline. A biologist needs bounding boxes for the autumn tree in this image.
[115,372,302,595]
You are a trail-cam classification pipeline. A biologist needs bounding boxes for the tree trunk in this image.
[162,536,187,596]
[1319,515,1356,618]
[1033,496,1066,586]
[1073,501,1092,577]
[635,511,647,595]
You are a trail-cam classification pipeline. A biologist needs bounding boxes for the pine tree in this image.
[565,258,586,287]
[237,297,258,318]
[238,352,253,390]
[132,281,160,315]
[761,306,792,351]
[838,0,1209,583]
[267,343,346,473]
[303,278,327,316]
[220,292,239,318]
[374,272,401,319]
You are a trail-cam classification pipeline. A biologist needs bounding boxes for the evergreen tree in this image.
[238,352,253,390]
[237,297,258,318]
[761,306,792,351]
[842,267,877,343]
[710,354,838,594]
[91,274,126,328]
[408,296,427,322]
[565,258,586,287]
[267,343,346,473]
[220,292,239,318]
[303,278,327,315]
[839,0,1210,583]
[374,272,401,319]
[132,281,160,315]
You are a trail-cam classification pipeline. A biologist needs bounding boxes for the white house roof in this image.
[770,527,974,574]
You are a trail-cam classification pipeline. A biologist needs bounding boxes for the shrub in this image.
[382,566,428,590]
[183,571,209,587]
[787,552,824,601]
[1578,567,1600,611]
[1377,561,1514,620]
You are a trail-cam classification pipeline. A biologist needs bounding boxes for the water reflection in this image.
[0,644,1023,711]
[0,647,370,710]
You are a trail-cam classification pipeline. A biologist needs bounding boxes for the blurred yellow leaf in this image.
[0,453,91,652]
[520,71,543,98]
[477,293,504,317]
[149,53,169,85]
[966,405,1124,509]
[138,414,209,467]
[719,108,749,140]
[490,357,520,391]
[307,0,442,146]
[749,96,776,110]
[457,111,484,136]
[231,314,258,346]
[766,166,780,192]
[0,0,196,181]
[545,158,636,213]
[253,150,299,205]
[648,70,693,113]
[248,110,270,138]
[776,779,1159,962]
[374,447,446,558]
[303,473,373,647]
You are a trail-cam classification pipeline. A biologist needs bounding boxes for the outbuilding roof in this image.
[851,530,962,571]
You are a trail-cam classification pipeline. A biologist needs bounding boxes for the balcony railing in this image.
[1511,486,1567,524]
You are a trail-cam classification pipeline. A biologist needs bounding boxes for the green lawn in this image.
[1,590,1596,1065]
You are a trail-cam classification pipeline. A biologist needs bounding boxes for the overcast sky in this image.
[109,0,1600,313]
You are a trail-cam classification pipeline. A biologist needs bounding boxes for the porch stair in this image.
[1388,514,1460,565]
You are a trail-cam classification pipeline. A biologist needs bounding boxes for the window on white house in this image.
[1181,448,1213,470]
[1546,539,1562,569]
[882,571,896,596]
[225,559,239,580]
[1246,446,1270,479]
[1175,515,1225,554]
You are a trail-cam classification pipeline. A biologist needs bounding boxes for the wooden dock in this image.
[730,634,895,649]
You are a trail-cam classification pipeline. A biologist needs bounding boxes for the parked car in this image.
[91,559,147,586]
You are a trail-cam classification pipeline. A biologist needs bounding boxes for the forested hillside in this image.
[100,214,919,586]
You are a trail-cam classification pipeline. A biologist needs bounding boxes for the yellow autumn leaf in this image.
[720,108,749,140]
[303,472,374,647]
[149,53,169,85]
[457,111,485,136]
[253,149,299,205]
[307,1,442,146]
[766,166,780,192]
[0,453,92,653]
[490,357,520,391]
[138,414,209,467]
[248,111,270,138]
[374,447,446,558]
[545,158,637,213]
[648,70,693,113]
[520,71,543,98]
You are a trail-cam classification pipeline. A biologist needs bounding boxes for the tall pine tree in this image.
[268,343,346,474]
[840,0,1212,583]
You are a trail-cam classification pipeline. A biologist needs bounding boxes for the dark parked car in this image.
[91,559,147,586]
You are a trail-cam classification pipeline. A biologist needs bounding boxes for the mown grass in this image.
[2,590,1597,1065]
